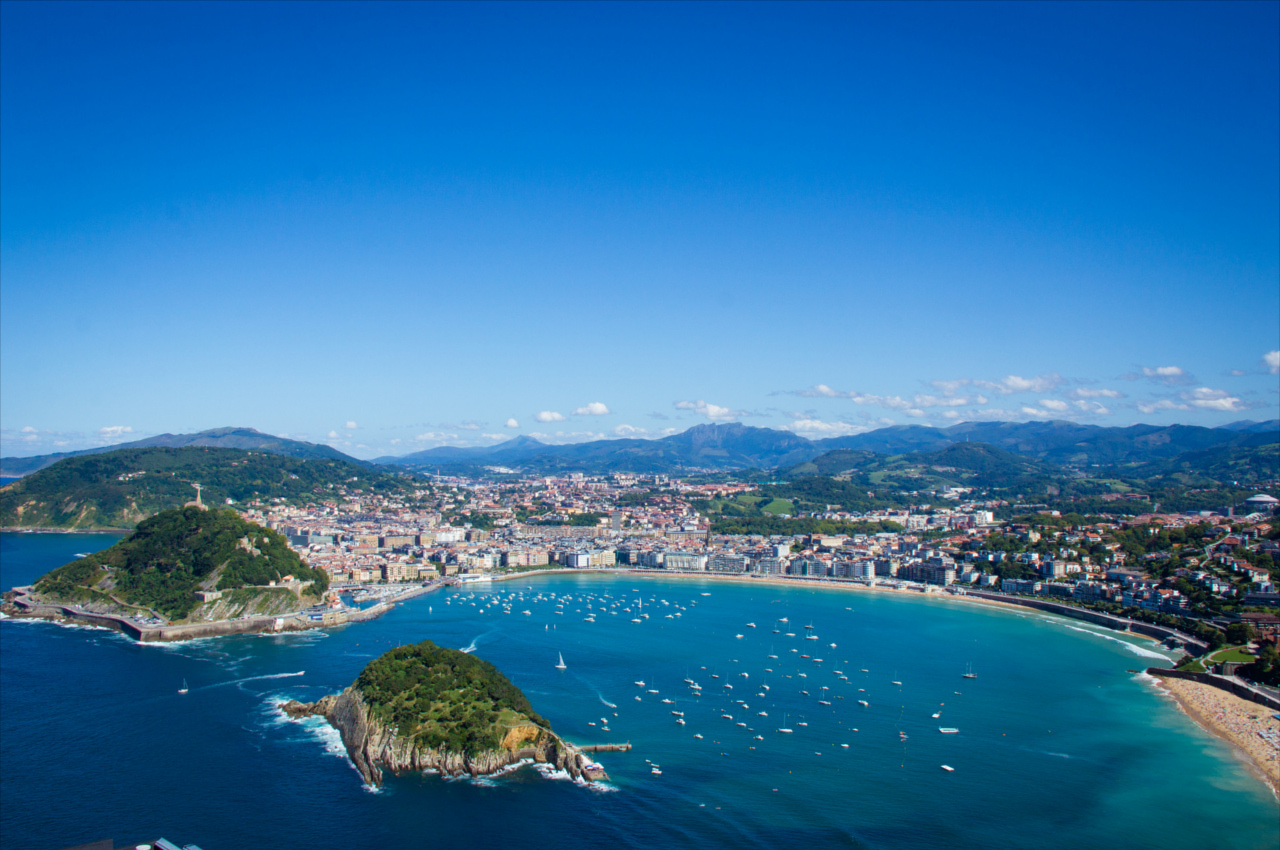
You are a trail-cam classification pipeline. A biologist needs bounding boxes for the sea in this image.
[1,533,1277,850]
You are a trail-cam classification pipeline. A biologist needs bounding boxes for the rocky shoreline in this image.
[280,687,606,786]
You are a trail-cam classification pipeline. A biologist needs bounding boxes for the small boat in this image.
[694,734,704,739]
[746,622,756,628]
[932,712,941,719]
[651,767,662,775]
[857,700,869,707]
[891,680,902,686]
[939,727,959,734]
[735,634,744,639]
[963,663,977,679]
[178,679,189,695]
[635,680,645,687]
[941,765,955,772]
[555,652,567,670]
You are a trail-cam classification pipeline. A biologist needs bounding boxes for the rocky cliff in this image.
[281,687,599,786]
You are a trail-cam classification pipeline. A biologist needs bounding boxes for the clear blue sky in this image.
[2,1,1277,459]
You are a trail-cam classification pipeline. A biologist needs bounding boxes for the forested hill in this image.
[31,507,328,621]
[355,640,550,755]
[0,446,415,529]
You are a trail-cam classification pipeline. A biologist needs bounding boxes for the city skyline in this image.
[2,2,1277,459]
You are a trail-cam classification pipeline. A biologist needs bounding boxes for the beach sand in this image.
[1151,673,1280,800]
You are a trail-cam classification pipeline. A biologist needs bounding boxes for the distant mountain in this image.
[788,442,1059,490]
[0,446,413,530]
[381,424,817,474]
[0,427,362,477]
[1216,419,1280,434]
[378,420,1278,476]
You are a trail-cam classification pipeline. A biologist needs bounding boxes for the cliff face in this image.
[281,688,594,786]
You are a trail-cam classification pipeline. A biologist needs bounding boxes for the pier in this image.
[576,743,632,753]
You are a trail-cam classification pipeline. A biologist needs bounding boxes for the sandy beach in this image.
[1151,673,1280,800]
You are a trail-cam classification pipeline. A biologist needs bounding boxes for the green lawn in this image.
[1207,645,1255,664]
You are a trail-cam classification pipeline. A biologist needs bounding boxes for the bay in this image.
[1,533,1276,850]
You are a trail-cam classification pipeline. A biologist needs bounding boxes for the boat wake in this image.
[208,671,306,690]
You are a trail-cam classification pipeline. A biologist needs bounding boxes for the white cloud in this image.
[20,425,36,433]
[328,430,341,439]
[903,408,927,418]
[1265,350,1280,374]
[1039,399,1070,412]
[573,402,611,416]
[482,433,506,440]
[535,411,566,423]
[1072,400,1112,416]
[674,400,742,420]
[1127,365,1194,386]
[345,421,358,430]
[1182,387,1247,412]
[390,438,401,445]
[98,426,133,440]
[782,419,867,437]
[992,374,1064,394]
[505,418,519,428]
[413,431,457,443]
[1137,400,1191,414]
[1069,388,1124,399]
[614,424,649,437]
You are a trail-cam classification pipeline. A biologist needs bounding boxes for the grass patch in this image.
[760,498,795,515]
[1207,645,1255,664]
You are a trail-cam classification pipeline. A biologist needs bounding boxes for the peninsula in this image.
[280,640,607,785]
[3,506,335,636]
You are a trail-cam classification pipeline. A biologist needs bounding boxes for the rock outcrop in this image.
[281,688,600,786]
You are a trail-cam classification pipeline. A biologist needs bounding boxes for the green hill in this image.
[355,640,549,755]
[31,507,328,621]
[0,446,414,529]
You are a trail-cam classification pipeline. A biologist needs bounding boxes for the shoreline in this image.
[1147,672,1280,802]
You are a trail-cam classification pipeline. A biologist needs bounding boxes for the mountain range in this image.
[379,419,1279,475]
[0,427,361,477]
[4,419,1277,480]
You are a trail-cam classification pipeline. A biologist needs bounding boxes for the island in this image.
[2,506,349,640]
[280,640,610,785]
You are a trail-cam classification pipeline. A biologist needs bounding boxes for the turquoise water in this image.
[1,533,1276,849]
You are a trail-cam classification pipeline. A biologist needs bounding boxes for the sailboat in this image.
[777,713,793,734]
[178,679,189,694]
[555,652,567,670]
[963,662,977,679]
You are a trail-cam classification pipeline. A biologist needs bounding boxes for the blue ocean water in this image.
[1,533,1276,850]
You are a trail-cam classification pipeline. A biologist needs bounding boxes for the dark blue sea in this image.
[2,533,1276,850]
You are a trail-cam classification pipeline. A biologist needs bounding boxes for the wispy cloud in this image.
[674,399,743,420]
[99,425,134,440]
[782,418,869,437]
[1068,387,1124,399]
[1124,365,1194,386]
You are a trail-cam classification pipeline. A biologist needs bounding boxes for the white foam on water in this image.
[1058,622,1171,660]
[206,671,306,690]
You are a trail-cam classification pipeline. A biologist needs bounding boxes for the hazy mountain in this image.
[0,427,362,477]
[381,419,1278,476]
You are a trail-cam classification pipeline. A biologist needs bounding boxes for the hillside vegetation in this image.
[32,507,328,620]
[355,640,549,755]
[0,446,414,529]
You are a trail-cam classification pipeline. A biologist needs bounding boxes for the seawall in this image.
[1147,668,1280,712]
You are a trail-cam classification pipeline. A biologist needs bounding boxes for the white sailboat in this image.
[178,678,188,695]
[555,652,567,670]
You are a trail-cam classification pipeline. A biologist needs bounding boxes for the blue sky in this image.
[2,1,1277,459]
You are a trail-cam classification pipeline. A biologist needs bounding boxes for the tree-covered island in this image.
[281,640,605,786]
